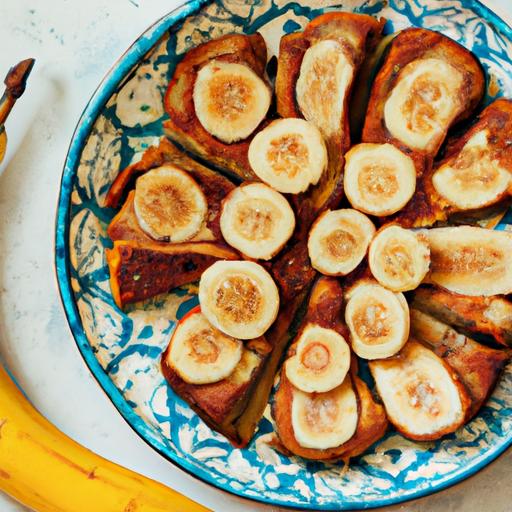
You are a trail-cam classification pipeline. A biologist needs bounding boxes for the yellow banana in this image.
[0,363,210,512]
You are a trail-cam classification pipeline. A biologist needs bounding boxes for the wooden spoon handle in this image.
[0,58,35,126]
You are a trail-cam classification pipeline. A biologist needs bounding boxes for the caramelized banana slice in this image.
[344,143,416,216]
[384,58,464,152]
[199,260,279,339]
[133,165,208,242]
[285,324,350,393]
[248,118,327,193]
[193,60,271,143]
[296,39,354,140]
[308,209,375,276]
[345,284,409,359]
[433,130,511,210]
[410,308,510,417]
[369,341,470,441]
[291,377,358,450]
[426,226,512,296]
[369,225,430,292]
[166,308,243,385]
[220,183,295,260]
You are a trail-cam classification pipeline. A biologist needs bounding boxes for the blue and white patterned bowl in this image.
[55,1,512,509]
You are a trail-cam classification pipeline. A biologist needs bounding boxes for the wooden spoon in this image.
[0,58,35,164]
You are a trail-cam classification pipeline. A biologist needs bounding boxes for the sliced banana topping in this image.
[344,143,416,216]
[291,377,358,450]
[426,226,512,296]
[384,58,464,151]
[220,183,295,260]
[134,165,208,242]
[369,341,467,440]
[193,60,271,143]
[433,130,511,210]
[345,283,410,359]
[285,324,351,393]
[308,209,375,276]
[369,225,430,292]
[296,39,354,139]
[248,118,328,194]
[166,308,243,385]
[199,260,280,339]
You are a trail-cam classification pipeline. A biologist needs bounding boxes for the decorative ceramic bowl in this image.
[55,1,512,509]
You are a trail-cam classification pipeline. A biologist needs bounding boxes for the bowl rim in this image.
[54,0,512,509]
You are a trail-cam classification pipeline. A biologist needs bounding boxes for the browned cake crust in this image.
[276,13,385,228]
[273,370,388,461]
[106,240,238,308]
[276,12,385,150]
[164,33,269,181]
[272,277,388,460]
[434,98,512,217]
[396,99,512,227]
[362,27,485,158]
[362,28,485,227]
[410,308,510,418]
[105,138,235,245]
[412,286,512,347]
[161,308,272,445]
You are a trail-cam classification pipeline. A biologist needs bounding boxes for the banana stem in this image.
[0,363,211,512]
[0,58,35,127]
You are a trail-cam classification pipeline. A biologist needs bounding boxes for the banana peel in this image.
[0,362,210,512]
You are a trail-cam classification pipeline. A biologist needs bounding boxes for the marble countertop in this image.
[0,1,510,511]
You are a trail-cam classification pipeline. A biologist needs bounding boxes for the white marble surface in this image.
[0,1,510,511]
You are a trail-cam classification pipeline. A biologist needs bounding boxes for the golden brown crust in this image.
[266,240,317,303]
[441,99,512,165]
[412,286,512,347]
[394,99,512,227]
[160,306,271,436]
[271,277,387,460]
[272,369,388,461]
[271,372,353,460]
[385,168,449,227]
[369,340,472,441]
[339,373,388,459]
[362,27,485,159]
[105,138,235,245]
[106,240,238,308]
[410,308,510,418]
[277,12,386,145]
[362,28,485,228]
[164,33,269,181]
[276,13,385,230]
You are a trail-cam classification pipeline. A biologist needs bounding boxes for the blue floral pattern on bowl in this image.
[55,0,512,509]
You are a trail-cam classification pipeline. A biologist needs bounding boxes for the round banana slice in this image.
[369,341,469,440]
[295,39,354,139]
[285,324,351,394]
[248,118,328,194]
[345,283,410,360]
[344,143,416,216]
[384,58,464,152]
[291,377,358,450]
[166,308,243,385]
[432,130,511,210]
[199,260,280,339]
[220,183,295,260]
[307,209,376,276]
[193,60,271,143]
[134,165,208,242]
[369,225,430,292]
